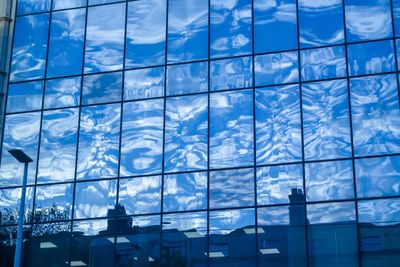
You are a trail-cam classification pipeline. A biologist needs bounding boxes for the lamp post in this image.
[8,149,33,267]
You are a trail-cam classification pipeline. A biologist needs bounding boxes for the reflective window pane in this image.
[7,81,43,113]
[255,52,298,86]
[53,0,86,10]
[17,0,50,15]
[89,0,120,4]
[124,67,164,100]
[166,62,208,96]
[44,77,81,109]
[0,187,33,225]
[394,0,400,36]
[82,72,122,105]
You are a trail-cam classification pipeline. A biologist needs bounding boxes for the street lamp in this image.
[8,149,33,267]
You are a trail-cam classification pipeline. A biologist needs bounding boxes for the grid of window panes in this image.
[1,0,400,266]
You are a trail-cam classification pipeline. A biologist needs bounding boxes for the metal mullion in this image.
[207,0,211,265]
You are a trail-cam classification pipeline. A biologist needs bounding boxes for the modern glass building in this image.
[0,0,400,266]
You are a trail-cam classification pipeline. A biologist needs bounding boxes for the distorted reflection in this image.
[37,108,78,183]
[255,52,298,86]
[126,0,166,68]
[211,56,253,91]
[168,0,208,62]
[6,81,43,113]
[394,0,400,36]
[89,0,121,4]
[83,72,122,105]
[302,80,351,160]
[167,62,208,96]
[120,100,163,176]
[84,3,125,73]
[256,85,302,164]
[210,0,252,58]
[254,0,297,53]
[124,67,165,100]
[44,77,81,109]
[0,187,33,225]
[77,104,120,180]
[165,94,208,172]
[17,0,50,15]
[163,172,207,212]
[210,90,254,168]
[53,0,85,10]
[350,74,400,156]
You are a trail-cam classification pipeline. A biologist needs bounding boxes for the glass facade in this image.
[0,0,400,266]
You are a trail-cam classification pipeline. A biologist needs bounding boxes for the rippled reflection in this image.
[53,0,85,10]
[358,198,400,225]
[210,90,254,168]
[124,67,164,100]
[256,85,302,164]
[394,0,400,36]
[83,72,122,105]
[89,0,121,4]
[7,81,43,113]
[302,80,351,160]
[350,74,400,156]
[167,62,208,96]
[210,0,252,58]
[84,3,125,73]
[44,77,81,109]
[0,187,33,225]
[17,0,50,15]
[211,56,253,91]
[126,0,166,68]
[10,14,49,82]
[77,104,120,180]
[301,46,346,81]
[307,201,356,224]
[120,100,163,176]
[254,0,297,53]
[37,108,79,183]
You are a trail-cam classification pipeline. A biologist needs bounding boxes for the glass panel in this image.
[120,99,164,176]
[124,67,164,101]
[168,0,208,63]
[256,84,302,164]
[210,168,254,209]
[37,108,79,183]
[209,209,256,267]
[47,8,86,78]
[118,176,161,215]
[163,172,207,212]
[394,0,400,36]
[254,0,297,53]
[210,56,253,91]
[166,62,208,96]
[0,187,33,225]
[210,0,252,58]
[53,0,86,10]
[345,0,392,41]
[255,51,298,86]
[7,81,43,113]
[44,76,81,109]
[10,14,49,82]
[165,94,208,172]
[126,0,166,68]
[0,113,40,187]
[17,0,50,15]
[162,212,207,266]
[82,72,122,105]
[305,160,354,202]
[210,90,254,169]
[350,74,400,156]
[257,164,303,205]
[347,40,395,76]
[300,46,346,81]
[77,104,120,180]
[74,180,117,219]
[355,156,400,198]
[298,0,344,48]
[302,80,351,160]
[89,0,120,4]
[84,3,125,73]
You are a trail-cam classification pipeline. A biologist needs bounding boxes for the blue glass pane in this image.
[301,46,346,81]
[163,172,207,212]
[118,176,161,215]
[47,8,86,78]
[84,3,125,73]
[44,77,81,109]
[299,0,344,48]
[126,0,166,68]
[37,108,78,184]
[302,80,351,160]
[53,0,86,10]
[17,0,50,15]
[165,94,208,172]
[7,81,43,113]
[210,56,253,91]
[168,0,208,62]
[10,14,49,82]
[77,104,120,180]
[307,202,356,224]
[0,187,33,225]
[210,90,254,168]
[350,74,400,156]
[210,168,254,209]
[166,62,208,96]
[89,0,120,4]
[256,84,302,164]
[358,198,400,224]
[124,67,164,100]
[356,156,400,198]
[257,164,303,205]
[120,100,164,176]
[254,0,297,53]
[82,72,122,105]
[345,0,392,41]
[255,51,298,86]
[210,0,252,58]
[394,0,400,36]
[258,205,305,226]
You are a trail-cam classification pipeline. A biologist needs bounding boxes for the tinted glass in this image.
[166,62,208,96]
[124,67,165,100]
[17,0,50,15]
[44,77,81,109]
[53,0,86,10]
[82,72,122,105]
[0,187,33,225]
[7,81,43,113]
